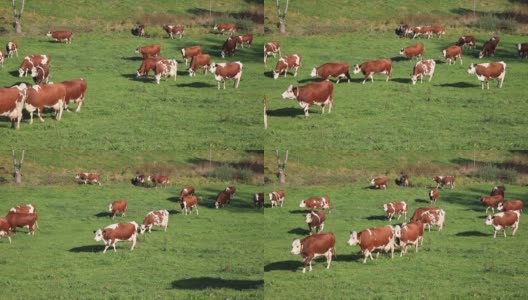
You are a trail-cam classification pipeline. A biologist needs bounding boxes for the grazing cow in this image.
[480,195,504,214]
[179,186,195,201]
[25,83,66,124]
[400,44,425,59]
[59,79,88,112]
[75,173,101,185]
[9,204,37,214]
[310,63,351,83]
[209,61,243,90]
[397,221,424,256]
[137,57,164,78]
[411,59,436,85]
[31,65,50,85]
[412,26,433,39]
[214,23,236,35]
[6,40,18,58]
[281,80,334,118]
[154,59,178,84]
[132,24,145,37]
[498,200,523,212]
[383,201,408,221]
[188,54,210,76]
[133,174,146,186]
[94,221,139,253]
[162,24,184,39]
[135,44,161,59]
[291,232,336,273]
[0,83,28,129]
[255,193,264,208]
[299,197,332,212]
[221,36,238,58]
[410,207,446,231]
[273,54,302,79]
[395,23,412,38]
[485,211,520,238]
[19,55,52,77]
[456,35,476,49]
[442,45,462,65]
[399,174,409,187]
[429,188,440,204]
[433,176,456,189]
[467,62,506,90]
[306,210,326,234]
[235,34,253,48]
[181,195,199,215]
[353,59,392,84]
[6,211,38,235]
[108,199,128,219]
[348,225,398,263]
[264,41,281,64]
[0,217,12,243]
[371,177,388,189]
[491,185,506,197]
[0,50,4,68]
[215,186,236,209]
[140,210,169,233]
[518,43,528,59]
[269,190,285,208]
[46,31,73,44]
[479,37,500,59]
[148,175,170,188]
[181,46,202,66]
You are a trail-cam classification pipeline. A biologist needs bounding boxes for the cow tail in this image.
[35,220,40,230]
[333,246,337,259]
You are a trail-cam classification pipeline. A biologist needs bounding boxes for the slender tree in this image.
[275,150,288,184]
[12,0,26,34]
[276,0,289,33]
[12,149,25,184]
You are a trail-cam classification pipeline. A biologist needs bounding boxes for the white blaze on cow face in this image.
[305,213,313,223]
[108,203,113,212]
[281,85,296,99]
[442,49,447,58]
[399,48,405,55]
[94,229,104,242]
[393,225,401,238]
[291,239,302,255]
[467,64,477,74]
[484,215,494,226]
[310,67,317,77]
[353,64,361,74]
[299,200,306,208]
[347,231,359,246]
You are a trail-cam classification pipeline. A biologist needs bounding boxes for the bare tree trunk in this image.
[12,149,25,184]
[276,150,289,184]
[12,0,26,34]
[264,96,268,129]
[276,0,289,34]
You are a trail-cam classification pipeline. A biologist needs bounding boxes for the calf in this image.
[281,80,334,117]
[264,41,281,64]
[137,57,164,78]
[19,55,52,77]
[429,188,439,204]
[347,225,398,263]
[383,201,408,221]
[140,210,169,233]
[491,185,506,197]
[456,35,476,49]
[181,195,199,215]
[255,193,264,208]
[479,37,500,59]
[6,40,18,58]
[442,45,462,65]
[209,62,243,90]
[181,46,202,66]
[310,63,351,83]
[46,31,73,44]
[467,62,506,90]
[0,83,28,129]
[154,59,178,84]
[235,34,253,48]
[215,186,236,209]
[299,197,332,212]
[188,54,210,77]
[94,221,139,253]
[108,199,128,219]
[135,44,161,59]
[31,65,50,84]
[76,173,100,185]
[371,177,388,189]
[433,176,455,189]
[221,36,238,58]
[148,175,170,188]
[305,211,325,235]
[400,44,424,59]
[485,211,520,238]
[411,59,436,85]
[25,83,66,124]
[273,54,301,79]
[269,190,285,208]
[179,186,195,201]
[162,24,184,39]
[518,43,528,59]
[480,195,503,214]
[396,221,424,256]
[353,59,392,84]
[0,217,12,243]
[214,23,236,35]
[9,204,37,214]
[498,200,523,212]
[410,207,446,231]
[6,211,38,235]
[60,79,88,112]
[291,232,336,273]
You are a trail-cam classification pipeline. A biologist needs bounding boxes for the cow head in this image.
[45,31,52,37]
[291,239,302,255]
[442,49,447,58]
[484,215,494,226]
[411,74,419,85]
[134,47,141,54]
[497,202,505,211]
[208,63,218,74]
[310,67,317,77]
[220,51,226,59]
[383,204,388,212]
[94,229,104,241]
[281,85,296,99]
[478,51,485,59]
[353,64,361,74]
[305,212,317,224]
[299,200,306,208]
[347,231,359,246]
[139,224,147,234]
[393,225,401,238]
[399,48,405,55]
[30,66,39,78]
[213,24,218,30]
[108,203,113,212]
[467,64,477,74]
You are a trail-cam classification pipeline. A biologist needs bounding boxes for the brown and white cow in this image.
[0,83,27,129]
[480,195,504,214]
[0,217,12,243]
[135,44,161,59]
[94,221,139,253]
[410,207,446,231]
[348,225,398,263]
[299,197,332,212]
[467,62,506,90]
[154,59,177,84]
[430,25,446,38]
[306,210,326,234]
[281,80,334,118]
[491,185,506,197]
[291,232,336,273]
[255,193,264,208]
[498,200,523,213]
[442,45,462,65]
[353,59,392,84]
[59,79,88,112]
[6,211,38,235]
[215,186,236,209]
[400,43,425,59]
[30,65,50,85]
[310,63,351,84]
[221,36,238,58]
[485,211,520,238]
[396,221,424,256]
[209,61,243,90]
[188,54,210,76]
[214,23,236,35]
[456,35,476,49]
[9,204,37,214]
[429,188,440,204]
[46,31,73,44]
[181,46,202,66]
[411,26,433,39]
[162,24,184,39]
[518,43,528,59]
[181,195,199,215]
[148,175,170,188]
[479,37,500,59]
[264,41,281,64]
[25,83,66,124]
[371,177,388,189]
[411,59,436,85]
[235,34,253,48]
[273,54,301,79]
[179,186,195,201]
[269,190,285,208]
[433,176,455,189]
[108,199,128,219]
[6,40,18,58]
[76,173,101,185]
[383,201,408,221]
[140,210,169,233]
[19,55,52,77]
[137,57,164,78]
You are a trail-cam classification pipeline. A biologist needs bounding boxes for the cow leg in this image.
[293,66,298,77]
[130,235,137,251]
[512,223,518,236]
[37,108,45,122]
[103,245,110,253]
[326,250,332,269]
[56,102,64,121]
[503,229,507,238]
[493,229,498,238]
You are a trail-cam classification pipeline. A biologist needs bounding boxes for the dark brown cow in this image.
[188,54,210,76]
[108,199,128,219]
[456,35,476,49]
[162,24,184,39]
[6,211,38,235]
[353,59,392,84]
[6,40,18,58]
[0,217,12,243]
[442,45,462,65]
[371,177,388,189]
[179,186,195,201]
[264,41,281,64]
[235,34,253,48]
[255,193,264,208]
[479,37,500,59]
[467,62,506,90]
[281,80,334,117]
[140,210,169,233]
[348,225,398,263]
[306,210,326,234]
[433,176,456,189]
[410,207,446,231]
[518,43,528,59]
[25,83,66,124]
[9,204,37,214]
[269,190,285,208]
[291,232,336,273]
[76,173,100,185]
[491,185,506,197]
[214,23,236,35]
[429,188,440,204]
[400,44,425,59]
[395,23,412,38]
[94,221,139,253]
[137,57,164,78]
[154,59,178,84]
[411,59,436,85]
[60,79,87,112]
[399,174,409,187]
[310,63,351,83]
[221,37,238,58]
[46,31,73,44]
[498,200,523,212]
[135,44,161,59]
[181,195,199,215]
[480,195,504,214]
[209,61,243,90]
[132,24,145,37]
[0,83,27,129]
[19,55,52,77]
[396,221,424,256]
[485,211,520,238]
[273,54,301,79]
[215,186,236,209]
[148,175,170,188]
[299,196,332,212]
[31,65,50,85]
[181,46,202,66]
[383,201,408,221]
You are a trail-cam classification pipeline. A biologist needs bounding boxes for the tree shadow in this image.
[365,215,387,221]
[455,230,491,237]
[267,107,304,118]
[435,82,479,88]
[264,260,300,272]
[68,245,105,253]
[176,82,215,88]
[94,212,111,218]
[171,277,263,290]
[287,227,310,235]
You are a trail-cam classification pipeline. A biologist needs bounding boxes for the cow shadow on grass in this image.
[167,209,180,215]
[267,108,304,118]
[297,77,320,84]
[455,230,491,237]
[365,215,387,221]
[289,209,307,214]
[9,70,20,77]
[334,253,364,262]
[434,82,479,88]
[390,56,409,63]
[264,260,300,272]
[415,198,430,204]
[94,212,111,218]
[392,78,411,84]
[288,227,310,235]
[167,196,180,203]
[176,82,215,88]
[121,56,143,61]
[171,277,263,290]
[263,71,275,78]
[68,245,105,253]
